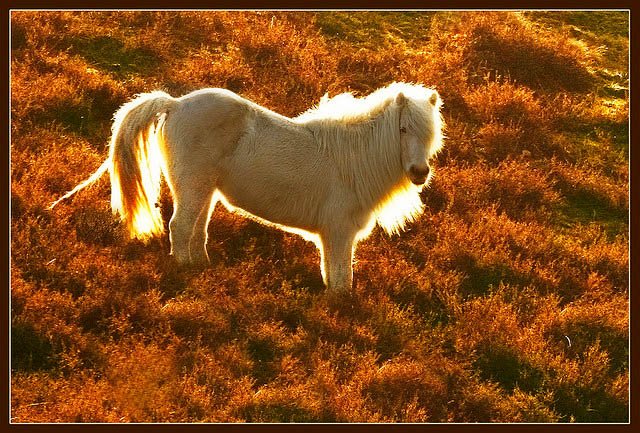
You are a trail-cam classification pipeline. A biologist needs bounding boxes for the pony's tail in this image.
[109,91,176,241]
[48,158,110,210]
[49,91,176,241]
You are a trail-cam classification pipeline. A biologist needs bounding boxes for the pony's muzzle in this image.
[408,164,430,185]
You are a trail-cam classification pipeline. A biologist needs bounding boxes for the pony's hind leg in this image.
[189,193,217,264]
[169,187,214,265]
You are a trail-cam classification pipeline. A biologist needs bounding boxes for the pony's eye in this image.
[400,126,407,134]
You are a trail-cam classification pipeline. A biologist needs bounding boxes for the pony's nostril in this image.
[408,165,430,185]
[410,165,430,178]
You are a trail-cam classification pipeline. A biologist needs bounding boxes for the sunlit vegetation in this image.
[11,11,628,422]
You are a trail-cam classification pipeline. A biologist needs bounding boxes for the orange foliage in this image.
[11,11,628,423]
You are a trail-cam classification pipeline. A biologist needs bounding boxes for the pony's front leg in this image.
[320,229,358,294]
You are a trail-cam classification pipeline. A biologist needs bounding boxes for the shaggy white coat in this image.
[51,82,444,293]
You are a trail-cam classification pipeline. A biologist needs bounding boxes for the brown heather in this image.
[11,11,628,423]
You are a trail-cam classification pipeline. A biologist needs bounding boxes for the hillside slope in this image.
[10,11,628,422]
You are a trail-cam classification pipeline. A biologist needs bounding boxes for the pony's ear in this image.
[396,93,408,133]
[429,91,439,106]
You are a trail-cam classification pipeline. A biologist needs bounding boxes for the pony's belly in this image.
[216,145,331,233]
[216,181,320,234]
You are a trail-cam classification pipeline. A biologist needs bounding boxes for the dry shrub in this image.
[11,134,109,216]
[411,11,594,127]
[453,382,560,422]
[426,165,492,217]
[504,389,560,422]
[235,382,322,422]
[454,381,513,422]
[11,284,103,374]
[363,356,449,422]
[546,284,628,373]
[161,296,231,346]
[475,122,528,161]
[486,160,562,220]
[461,12,593,92]
[369,300,421,360]
[429,160,561,222]
[466,80,545,126]
[438,243,627,422]
[546,342,628,422]
[422,213,531,300]
[171,45,255,93]
[103,341,181,422]
[12,50,128,142]
[356,251,450,322]
[306,307,377,354]
[11,372,122,422]
[454,294,523,354]
[464,80,565,161]
[11,12,79,51]
[547,92,629,152]
[308,343,383,422]
[424,208,627,303]
[355,247,419,292]
[10,11,628,424]
[245,321,293,385]
[549,158,629,211]
[434,118,477,164]
[72,207,122,247]
[78,287,163,339]
[171,341,255,422]
[571,226,629,292]
[335,45,409,94]
[411,15,473,115]
[211,12,339,116]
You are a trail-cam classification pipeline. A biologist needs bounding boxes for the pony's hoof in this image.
[168,254,207,271]
[169,250,190,262]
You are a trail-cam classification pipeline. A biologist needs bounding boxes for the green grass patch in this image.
[316,11,436,48]
[556,190,628,239]
[525,11,628,38]
[525,11,629,76]
[67,35,161,77]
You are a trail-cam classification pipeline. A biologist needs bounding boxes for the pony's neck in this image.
[351,138,406,211]
[297,95,426,235]
[333,116,424,236]
[324,112,407,211]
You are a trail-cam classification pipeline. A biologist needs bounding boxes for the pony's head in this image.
[394,87,444,186]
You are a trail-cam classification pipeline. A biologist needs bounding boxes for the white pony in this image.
[50,82,444,293]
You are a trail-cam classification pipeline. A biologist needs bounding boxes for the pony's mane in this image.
[294,82,441,156]
[293,82,443,236]
[296,82,436,124]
